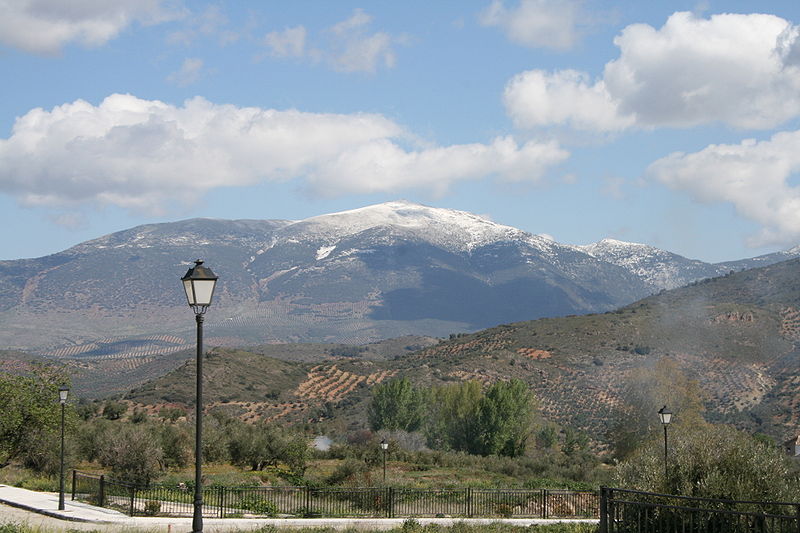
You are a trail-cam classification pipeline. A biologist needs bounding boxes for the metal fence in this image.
[72,471,598,519]
[600,487,800,533]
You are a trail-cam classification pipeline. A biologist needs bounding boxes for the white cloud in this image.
[480,0,582,51]
[264,26,306,58]
[309,136,568,196]
[0,0,178,54]
[504,69,634,131]
[0,95,568,214]
[167,58,205,87]
[262,9,399,73]
[505,11,800,132]
[647,130,800,246]
[166,5,237,46]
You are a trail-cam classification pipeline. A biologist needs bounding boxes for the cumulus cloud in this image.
[262,9,400,73]
[647,130,800,246]
[480,0,582,50]
[0,0,178,54]
[504,69,634,131]
[0,94,568,214]
[505,11,800,131]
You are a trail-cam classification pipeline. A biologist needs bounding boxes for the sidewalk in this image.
[0,484,598,531]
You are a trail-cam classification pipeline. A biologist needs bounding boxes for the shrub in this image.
[238,495,278,516]
[617,422,800,502]
[143,500,161,516]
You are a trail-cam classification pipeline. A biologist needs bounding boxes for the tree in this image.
[426,380,482,451]
[617,422,800,503]
[472,379,534,457]
[102,400,127,420]
[368,378,427,432]
[98,424,163,486]
[0,366,71,468]
[228,422,309,474]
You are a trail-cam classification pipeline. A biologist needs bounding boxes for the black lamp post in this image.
[380,439,388,483]
[182,259,218,533]
[58,386,68,511]
[658,405,672,480]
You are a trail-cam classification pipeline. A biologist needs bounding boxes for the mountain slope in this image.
[0,200,797,361]
[119,257,800,447]
[0,201,650,354]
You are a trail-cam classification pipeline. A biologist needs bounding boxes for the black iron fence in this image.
[71,470,598,519]
[600,487,800,533]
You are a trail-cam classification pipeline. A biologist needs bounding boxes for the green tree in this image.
[0,366,71,468]
[228,422,309,474]
[426,380,482,451]
[159,423,191,469]
[102,400,127,420]
[617,422,800,502]
[98,424,163,486]
[472,379,534,457]
[368,378,427,432]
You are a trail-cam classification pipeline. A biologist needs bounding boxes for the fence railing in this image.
[600,487,800,533]
[71,471,598,519]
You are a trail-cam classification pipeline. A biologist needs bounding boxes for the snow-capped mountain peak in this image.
[283,200,530,252]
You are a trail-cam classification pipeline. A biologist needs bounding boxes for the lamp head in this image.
[380,438,388,450]
[658,405,673,425]
[181,259,218,314]
[58,386,69,404]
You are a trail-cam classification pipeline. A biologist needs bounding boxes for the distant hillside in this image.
[120,258,800,447]
[2,200,797,360]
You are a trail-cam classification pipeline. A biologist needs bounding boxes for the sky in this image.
[2,1,800,263]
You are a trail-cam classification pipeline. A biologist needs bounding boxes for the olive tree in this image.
[0,366,72,469]
[617,422,800,503]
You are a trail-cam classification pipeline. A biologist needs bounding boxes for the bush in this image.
[617,422,800,502]
[143,499,161,516]
[238,495,278,516]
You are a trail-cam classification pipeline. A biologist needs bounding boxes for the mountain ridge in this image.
[0,200,797,356]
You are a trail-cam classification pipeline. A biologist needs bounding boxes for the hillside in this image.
[2,201,798,359]
[121,258,800,446]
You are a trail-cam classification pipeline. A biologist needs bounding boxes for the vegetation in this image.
[617,421,800,503]
[370,379,535,457]
[0,365,73,472]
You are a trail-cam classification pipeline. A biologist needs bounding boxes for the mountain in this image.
[118,257,800,447]
[0,200,797,361]
[578,238,727,290]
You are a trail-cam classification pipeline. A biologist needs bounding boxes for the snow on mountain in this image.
[278,200,547,253]
[578,238,722,291]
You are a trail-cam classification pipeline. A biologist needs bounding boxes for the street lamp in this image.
[658,405,672,480]
[380,439,388,483]
[181,259,218,533]
[58,386,68,511]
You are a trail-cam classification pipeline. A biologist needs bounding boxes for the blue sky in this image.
[2,1,800,263]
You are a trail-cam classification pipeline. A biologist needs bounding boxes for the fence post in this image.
[71,470,76,501]
[466,487,472,518]
[599,487,610,533]
[129,487,136,516]
[541,489,548,519]
[99,475,105,508]
[387,487,393,518]
[305,485,311,516]
[219,486,225,519]
[795,504,800,533]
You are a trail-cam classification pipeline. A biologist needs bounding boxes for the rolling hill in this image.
[115,257,800,448]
